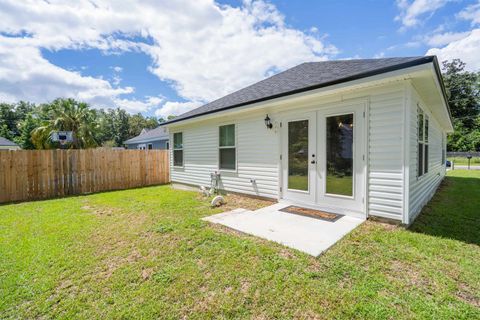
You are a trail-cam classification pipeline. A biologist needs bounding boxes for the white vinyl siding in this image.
[168,80,447,223]
[367,88,405,220]
[170,116,279,199]
[408,85,446,223]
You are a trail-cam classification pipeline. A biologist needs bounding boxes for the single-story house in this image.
[161,56,453,225]
[124,127,169,150]
[0,137,21,150]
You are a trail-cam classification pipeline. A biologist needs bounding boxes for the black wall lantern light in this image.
[264,114,273,129]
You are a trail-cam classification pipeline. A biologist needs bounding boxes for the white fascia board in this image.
[164,64,431,129]
[429,64,454,132]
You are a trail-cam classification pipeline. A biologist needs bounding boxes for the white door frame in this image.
[281,112,317,204]
[279,99,368,218]
[316,103,366,215]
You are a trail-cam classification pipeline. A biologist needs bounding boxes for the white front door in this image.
[281,102,366,216]
[282,112,317,204]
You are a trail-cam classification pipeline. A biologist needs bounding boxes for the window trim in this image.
[218,123,237,172]
[173,132,184,168]
[417,106,429,178]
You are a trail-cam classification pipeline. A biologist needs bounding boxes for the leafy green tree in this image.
[442,59,480,151]
[32,98,98,149]
[94,109,115,144]
[17,113,41,149]
[111,108,130,147]
[14,101,35,123]
[0,103,16,139]
[128,113,159,137]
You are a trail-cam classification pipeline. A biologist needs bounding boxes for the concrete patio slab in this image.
[202,203,364,256]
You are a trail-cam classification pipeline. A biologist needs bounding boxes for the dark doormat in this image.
[279,205,343,222]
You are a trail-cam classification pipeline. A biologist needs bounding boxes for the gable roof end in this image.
[124,126,169,144]
[161,56,450,126]
[0,137,19,147]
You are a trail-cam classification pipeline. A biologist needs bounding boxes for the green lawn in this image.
[326,175,352,196]
[448,157,480,166]
[288,175,308,190]
[1,171,479,319]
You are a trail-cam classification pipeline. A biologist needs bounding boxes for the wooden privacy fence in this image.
[0,149,170,204]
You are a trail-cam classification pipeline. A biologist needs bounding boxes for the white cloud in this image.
[426,29,480,70]
[154,101,202,118]
[458,1,480,26]
[0,0,338,114]
[424,31,472,47]
[395,0,452,28]
[112,75,122,86]
[143,0,338,102]
[112,66,123,73]
[0,36,133,107]
[115,96,164,113]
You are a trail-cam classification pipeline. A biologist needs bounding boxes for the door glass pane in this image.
[288,120,309,191]
[326,114,353,196]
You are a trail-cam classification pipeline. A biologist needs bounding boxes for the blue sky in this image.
[1,0,479,118]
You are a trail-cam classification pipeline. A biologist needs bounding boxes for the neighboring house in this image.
[161,56,453,225]
[0,137,21,150]
[124,126,169,150]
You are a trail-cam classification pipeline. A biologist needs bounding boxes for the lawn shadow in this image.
[409,175,480,246]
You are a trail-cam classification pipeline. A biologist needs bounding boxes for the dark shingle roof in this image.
[163,56,435,125]
[0,137,19,147]
[124,126,169,144]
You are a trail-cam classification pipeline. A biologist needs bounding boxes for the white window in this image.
[219,124,236,170]
[417,107,429,177]
[173,132,183,167]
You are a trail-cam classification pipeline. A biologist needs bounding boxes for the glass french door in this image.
[316,104,365,213]
[282,112,316,204]
[282,103,365,215]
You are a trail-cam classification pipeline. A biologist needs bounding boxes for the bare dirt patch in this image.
[220,193,275,211]
[456,283,480,307]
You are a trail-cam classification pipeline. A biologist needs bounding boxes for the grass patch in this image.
[288,175,308,190]
[326,175,353,196]
[1,172,479,319]
[448,157,480,165]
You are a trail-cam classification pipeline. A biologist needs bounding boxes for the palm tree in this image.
[32,98,98,149]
